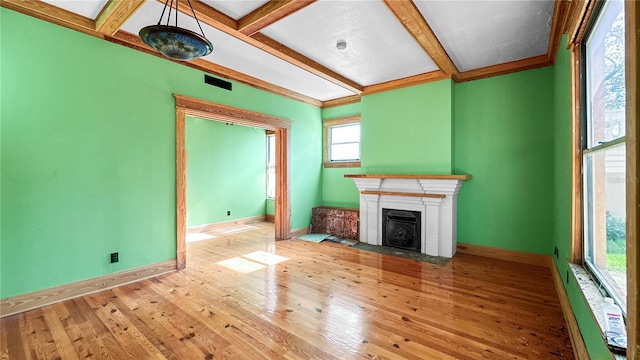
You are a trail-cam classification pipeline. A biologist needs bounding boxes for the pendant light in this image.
[139,0,213,61]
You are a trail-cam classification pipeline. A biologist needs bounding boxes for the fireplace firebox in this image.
[382,208,421,252]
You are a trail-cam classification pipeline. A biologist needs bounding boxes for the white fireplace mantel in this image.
[345,174,471,258]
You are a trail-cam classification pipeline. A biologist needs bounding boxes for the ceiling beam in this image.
[456,55,551,82]
[251,33,362,93]
[95,0,145,36]
[382,0,459,77]
[0,0,100,38]
[547,0,571,63]
[238,0,316,36]
[107,31,323,107]
[173,0,363,93]
[321,95,361,109]
[362,70,450,96]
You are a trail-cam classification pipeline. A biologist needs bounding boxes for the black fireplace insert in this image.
[382,208,421,252]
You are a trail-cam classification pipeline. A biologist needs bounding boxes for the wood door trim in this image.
[174,94,292,270]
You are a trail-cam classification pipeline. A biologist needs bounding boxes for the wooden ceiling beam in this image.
[95,0,145,36]
[0,0,101,38]
[456,55,551,82]
[321,95,361,109]
[238,0,316,36]
[382,0,459,77]
[107,31,323,107]
[363,70,449,96]
[547,0,571,62]
[251,33,362,93]
[172,0,362,93]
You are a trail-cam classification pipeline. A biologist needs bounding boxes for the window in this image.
[582,0,626,313]
[266,132,276,199]
[323,116,361,168]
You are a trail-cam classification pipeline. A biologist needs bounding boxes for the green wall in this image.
[321,102,361,208]
[551,36,610,357]
[186,117,267,227]
[454,68,555,254]
[361,80,454,174]
[0,8,322,298]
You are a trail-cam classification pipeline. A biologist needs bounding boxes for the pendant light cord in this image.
[157,0,170,25]
[156,0,206,38]
[186,0,207,38]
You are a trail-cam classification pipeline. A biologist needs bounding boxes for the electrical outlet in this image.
[110,252,119,263]
[227,210,231,216]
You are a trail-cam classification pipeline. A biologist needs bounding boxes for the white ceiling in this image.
[261,0,439,86]
[37,0,557,103]
[415,0,554,72]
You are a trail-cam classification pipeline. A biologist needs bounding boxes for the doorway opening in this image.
[174,94,291,269]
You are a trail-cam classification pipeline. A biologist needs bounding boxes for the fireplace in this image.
[382,209,421,252]
[345,174,471,258]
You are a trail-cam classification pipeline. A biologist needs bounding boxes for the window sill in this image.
[323,161,361,168]
[569,263,626,359]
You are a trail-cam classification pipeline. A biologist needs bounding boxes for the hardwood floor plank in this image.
[1,222,574,359]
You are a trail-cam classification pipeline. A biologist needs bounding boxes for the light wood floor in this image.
[1,222,574,359]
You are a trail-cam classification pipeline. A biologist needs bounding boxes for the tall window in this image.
[266,133,276,199]
[582,0,626,312]
[323,115,361,168]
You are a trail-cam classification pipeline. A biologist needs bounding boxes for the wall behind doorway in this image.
[186,117,267,227]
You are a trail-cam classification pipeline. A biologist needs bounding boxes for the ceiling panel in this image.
[200,0,269,20]
[121,1,354,100]
[261,0,439,86]
[46,0,108,19]
[415,0,554,72]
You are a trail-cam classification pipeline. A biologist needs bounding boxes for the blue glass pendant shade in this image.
[139,25,213,61]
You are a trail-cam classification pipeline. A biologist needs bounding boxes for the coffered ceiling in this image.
[2,0,573,107]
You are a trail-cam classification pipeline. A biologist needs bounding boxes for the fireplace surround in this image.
[345,174,471,258]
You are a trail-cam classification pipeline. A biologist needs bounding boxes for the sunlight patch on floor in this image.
[242,251,288,265]
[216,225,259,234]
[186,233,216,243]
[215,251,289,274]
[216,257,266,273]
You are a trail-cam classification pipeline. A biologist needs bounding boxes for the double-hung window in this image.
[582,0,626,313]
[323,116,361,168]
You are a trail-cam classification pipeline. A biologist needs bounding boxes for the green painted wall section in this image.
[454,68,555,254]
[265,199,275,215]
[551,35,610,357]
[0,9,321,298]
[321,103,362,208]
[186,117,267,227]
[322,167,360,208]
[361,80,454,174]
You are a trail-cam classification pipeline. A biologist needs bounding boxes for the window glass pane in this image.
[585,0,625,148]
[266,135,275,198]
[267,135,275,166]
[584,143,626,308]
[331,124,360,144]
[331,143,359,161]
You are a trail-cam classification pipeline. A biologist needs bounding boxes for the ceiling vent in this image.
[204,75,232,91]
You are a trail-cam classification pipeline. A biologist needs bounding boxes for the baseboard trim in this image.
[456,242,551,268]
[289,225,310,238]
[0,259,177,318]
[188,215,266,233]
[265,214,275,222]
[551,263,591,360]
